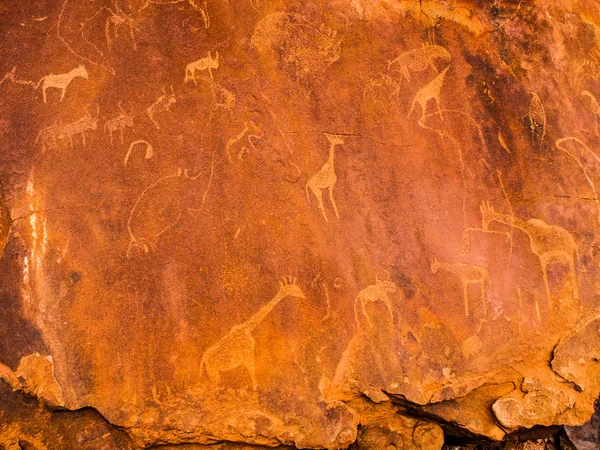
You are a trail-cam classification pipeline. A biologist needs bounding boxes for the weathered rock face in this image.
[2,0,600,448]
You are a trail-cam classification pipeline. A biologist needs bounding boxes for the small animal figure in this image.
[430,257,489,317]
[61,105,99,148]
[184,51,219,84]
[146,86,177,129]
[225,121,263,161]
[354,272,398,328]
[104,102,135,145]
[36,65,89,103]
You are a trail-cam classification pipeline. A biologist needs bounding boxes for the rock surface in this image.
[2,0,600,448]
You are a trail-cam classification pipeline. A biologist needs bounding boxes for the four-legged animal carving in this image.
[354,271,398,329]
[146,86,177,129]
[306,134,344,222]
[185,51,219,84]
[36,65,88,103]
[408,66,449,122]
[61,105,99,148]
[200,277,306,390]
[225,121,263,161]
[388,44,451,81]
[480,201,578,303]
[431,257,489,317]
[104,102,135,145]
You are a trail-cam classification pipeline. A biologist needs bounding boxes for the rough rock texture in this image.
[2,0,600,448]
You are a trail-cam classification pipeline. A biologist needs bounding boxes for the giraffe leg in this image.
[60,88,66,102]
[568,256,579,301]
[313,188,328,222]
[205,364,220,386]
[42,87,47,103]
[362,300,374,328]
[540,259,551,306]
[247,360,258,390]
[328,185,340,219]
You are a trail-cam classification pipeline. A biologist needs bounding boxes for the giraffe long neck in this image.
[328,144,336,165]
[491,212,528,232]
[244,292,285,332]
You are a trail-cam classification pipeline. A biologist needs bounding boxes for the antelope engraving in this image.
[61,105,99,148]
[306,134,344,222]
[354,271,398,329]
[430,258,489,317]
[225,121,263,162]
[104,102,134,145]
[581,90,600,136]
[184,51,219,84]
[408,66,449,122]
[527,91,546,141]
[480,201,579,302]
[200,277,306,389]
[36,65,88,103]
[146,86,176,129]
[388,44,451,81]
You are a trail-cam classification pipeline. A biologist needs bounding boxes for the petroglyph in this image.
[581,90,600,136]
[127,170,186,256]
[527,91,546,141]
[387,44,451,81]
[146,86,176,129]
[185,51,219,84]
[225,121,263,162]
[36,65,88,103]
[0,183,10,259]
[431,258,489,317]
[105,6,140,52]
[408,66,449,122]
[498,131,511,153]
[353,271,398,329]
[124,140,154,166]
[251,12,342,79]
[0,67,37,89]
[200,277,306,389]
[127,152,215,256]
[555,137,600,225]
[306,134,344,222]
[105,102,135,145]
[61,105,99,149]
[480,201,579,303]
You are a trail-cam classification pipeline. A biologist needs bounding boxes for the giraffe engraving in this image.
[200,277,306,389]
[480,201,578,303]
[408,66,449,122]
[430,258,489,317]
[306,134,344,222]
